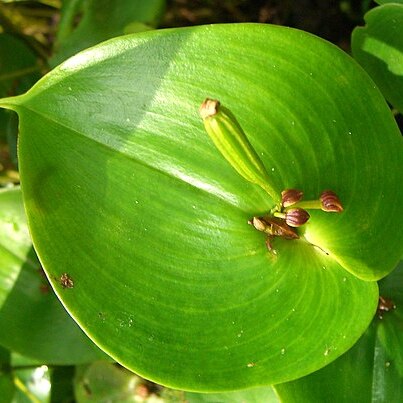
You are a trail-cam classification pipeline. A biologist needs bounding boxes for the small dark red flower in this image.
[320,190,343,212]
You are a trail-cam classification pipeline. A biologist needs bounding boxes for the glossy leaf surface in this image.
[274,262,403,402]
[352,4,403,113]
[1,24,400,390]
[0,187,105,364]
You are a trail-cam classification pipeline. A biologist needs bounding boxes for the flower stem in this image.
[291,200,322,210]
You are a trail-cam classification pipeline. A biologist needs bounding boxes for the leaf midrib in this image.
[17,102,247,212]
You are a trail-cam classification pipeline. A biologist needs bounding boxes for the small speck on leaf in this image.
[60,273,74,288]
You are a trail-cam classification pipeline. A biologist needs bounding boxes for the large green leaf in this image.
[274,262,403,402]
[0,187,105,364]
[352,4,403,113]
[1,24,400,390]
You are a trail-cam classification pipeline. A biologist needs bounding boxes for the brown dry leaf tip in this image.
[281,189,303,208]
[199,98,220,119]
[60,273,74,289]
[320,190,343,212]
[284,208,310,227]
[249,216,268,232]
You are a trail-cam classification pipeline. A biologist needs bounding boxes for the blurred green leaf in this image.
[0,110,18,185]
[1,24,402,390]
[0,1,59,3]
[0,346,14,403]
[274,262,403,402]
[0,187,107,364]
[74,361,161,403]
[185,386,279,403]
[0,186,32,308]
[51,0,166,66]
[0,33,40,146]
[377,261,403,376]
[5,110,18,168]
[352,4,403,113]
[50,366,75,403]
[375,0,403,4]
[0,34,40,98]
[274,324,377,402]
[123,22,154,35]
[11,353,50,403]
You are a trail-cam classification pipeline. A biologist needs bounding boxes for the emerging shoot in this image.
[200,98,279,202]
[281,189,303,208]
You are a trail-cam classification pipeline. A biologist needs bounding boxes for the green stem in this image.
[291,200,322,210]
[55,0,82,46]
[273,211,286,219]
[261,183,280,203]
[14,375,41,403]
[200,99,281,203]
[0,94,24,110]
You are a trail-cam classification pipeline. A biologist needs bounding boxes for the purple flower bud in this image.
[281,189,303,208]
[285,208,310,227]
[320,190,343,212]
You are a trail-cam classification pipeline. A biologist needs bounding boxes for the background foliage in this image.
[0,1,402,401]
